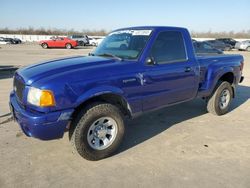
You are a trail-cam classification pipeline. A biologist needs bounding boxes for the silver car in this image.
[68,35,89,46]
[235,40,250,51]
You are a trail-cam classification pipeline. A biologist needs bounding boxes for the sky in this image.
[1,0,250,32]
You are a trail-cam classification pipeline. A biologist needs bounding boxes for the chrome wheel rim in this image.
[219,89,230,110]
[87,117,118,150]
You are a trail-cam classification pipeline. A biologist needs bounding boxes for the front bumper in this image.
[10,92,74,140]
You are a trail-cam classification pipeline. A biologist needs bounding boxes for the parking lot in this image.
[0,44,250,188]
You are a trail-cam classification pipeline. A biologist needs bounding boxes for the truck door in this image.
[54,37,65,47]
[142,31,199,111]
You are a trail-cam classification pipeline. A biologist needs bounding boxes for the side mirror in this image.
[146,57,156,65]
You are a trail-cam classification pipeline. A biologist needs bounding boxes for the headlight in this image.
[27,87,55,107]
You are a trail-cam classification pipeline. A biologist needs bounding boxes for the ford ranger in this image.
[9,26,244,160]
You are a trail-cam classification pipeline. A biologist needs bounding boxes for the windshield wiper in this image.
[97,53,123,61]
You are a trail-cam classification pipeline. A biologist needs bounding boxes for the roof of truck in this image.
[113,26,187,32]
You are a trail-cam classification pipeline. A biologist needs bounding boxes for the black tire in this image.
[207,81,233,116]
[69,103,125,161]
[78,41,84,46]
[246,47,250,52]
[65,43,72,49]
[41,43,48,49]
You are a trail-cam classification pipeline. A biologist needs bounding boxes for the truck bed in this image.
[196,54,243,96]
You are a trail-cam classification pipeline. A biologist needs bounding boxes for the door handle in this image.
[184,67,192,72]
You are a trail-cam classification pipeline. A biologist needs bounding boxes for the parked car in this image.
[88,37,98,46]
[39,37,78,49]
[235,40,250,51]
[10,26,244,161]
[205,40,232,51]
[0,37,10,44]
[1,37,15,44]
[0,37,22,44]
[13,38,22,44]
[95,37,104,46]
[193,41,223,55]
[216,38,237,48]
[68,35,89,46]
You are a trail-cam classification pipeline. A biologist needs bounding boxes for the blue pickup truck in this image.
[10,26,244,160]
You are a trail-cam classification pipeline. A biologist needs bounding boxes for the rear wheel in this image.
[207,81,233,116]
[41,43,48,49]
[69,103,125,161]
[65,43,72,49]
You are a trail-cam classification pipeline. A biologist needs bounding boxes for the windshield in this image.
[93,29,152,60]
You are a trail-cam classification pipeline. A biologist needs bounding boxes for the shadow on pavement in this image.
[0,113,11,118]
[0,116,13,125]
[231,85,250,111]
[118,84,250,155]
[0,66,18,79]
[118,99,207,154]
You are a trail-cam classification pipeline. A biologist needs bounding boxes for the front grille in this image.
[14,76,25,101]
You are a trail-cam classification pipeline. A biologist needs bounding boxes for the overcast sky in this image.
[1,0,250,32]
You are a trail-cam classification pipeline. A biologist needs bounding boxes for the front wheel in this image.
[69,103,125,161]
[207,81,233,116]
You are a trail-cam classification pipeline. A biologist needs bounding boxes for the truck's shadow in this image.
[118,85,250,154]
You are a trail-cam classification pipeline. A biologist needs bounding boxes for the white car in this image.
[95,37,104,46]
[235,40,250,51]
[88,37,98,46]
[88,37,105,46]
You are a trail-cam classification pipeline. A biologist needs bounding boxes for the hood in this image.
[17,56,118,85]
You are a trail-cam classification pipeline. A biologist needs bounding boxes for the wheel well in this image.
[219,72,234,85]
[219,72,235,97]
[72,94,131,120]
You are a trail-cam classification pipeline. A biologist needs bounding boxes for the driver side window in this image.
[150,31,187,64]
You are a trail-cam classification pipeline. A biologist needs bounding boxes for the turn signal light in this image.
[40,90,56,107]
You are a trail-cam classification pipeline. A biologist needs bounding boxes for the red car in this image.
[39,37,78,49]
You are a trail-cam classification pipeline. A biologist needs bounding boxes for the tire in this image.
[78,41,84,46]
[207,81,233,116]
[41,43,48,49]
[69,103,125,161]
[65,43,72,49]
[246,47,250,52]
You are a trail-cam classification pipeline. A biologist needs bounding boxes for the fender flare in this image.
[75,85,132,114]
[207,67,235,96]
